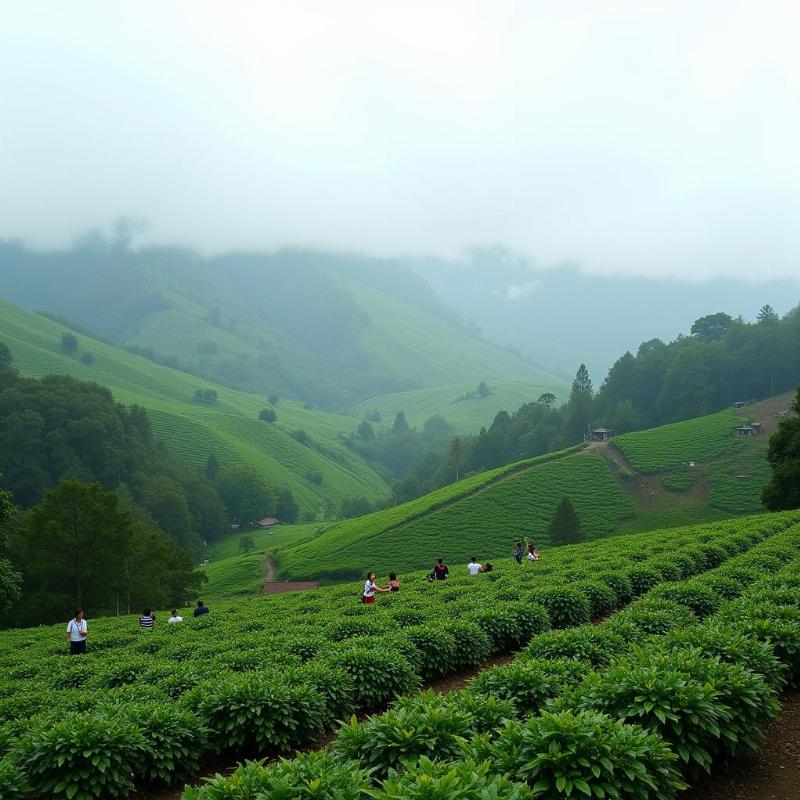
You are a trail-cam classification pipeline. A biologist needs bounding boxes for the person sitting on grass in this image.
[480,562,494,573]
[167,608,183,623]
[363,572,389,604]
[527,544,540,562]
[467,556,482,575]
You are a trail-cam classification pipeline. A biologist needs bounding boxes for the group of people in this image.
[362,572,400,604]
[65,599,212,654]
[514,541,540,564]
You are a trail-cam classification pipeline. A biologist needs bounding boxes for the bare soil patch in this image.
[682,690,800,800]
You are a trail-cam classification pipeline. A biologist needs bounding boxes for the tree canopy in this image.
[762,387,800,511]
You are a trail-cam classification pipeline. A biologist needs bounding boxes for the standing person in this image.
[467,556,482,575]
[514,542,523,564]
[387,572,401,592]
[167,608,183,624]
[363,572,389,604]
[193,600,210,618]
[433,558,449,580]
[66,609,88,655]
[139,609,155,630]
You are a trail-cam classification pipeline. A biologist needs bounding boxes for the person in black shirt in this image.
[193,600,210,618]
[432,558,449,580]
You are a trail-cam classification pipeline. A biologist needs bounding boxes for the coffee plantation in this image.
[0,510,799,798]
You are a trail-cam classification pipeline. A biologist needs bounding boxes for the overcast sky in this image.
[1,1,798,280]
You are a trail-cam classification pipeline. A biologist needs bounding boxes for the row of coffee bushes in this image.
[178,523,800,800]
[0,511,798,798]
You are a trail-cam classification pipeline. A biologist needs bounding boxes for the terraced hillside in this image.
[0,299,389,512]
[274,395,790,582]
[347,379,563,434]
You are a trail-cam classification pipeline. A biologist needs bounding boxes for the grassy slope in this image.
[0,299,389,511]
[270,397,788,584]
[347,379,563,434]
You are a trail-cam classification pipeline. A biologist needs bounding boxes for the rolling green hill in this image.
[268,395,787,582]
[347,379,563,434]
[0,299,390,513]
[0,242,567,408]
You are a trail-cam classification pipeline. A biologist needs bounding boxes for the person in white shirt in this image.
[66,609,88,655]
[167,608,183,624]
[467,557,482,575]
[362,572,389,604]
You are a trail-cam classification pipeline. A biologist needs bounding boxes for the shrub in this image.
[595,571,633,605]
[493,710,685,799]
[626,566,661,596]
[661,624,788,690]
[523,626,629,667]
[648,583,721,619]
[333,697,472,777]
[124,704,206,784]
[572,581,618,617]
[403,625,458,680]
[0,756,25,800]
[464,606,525,654]
[693,574,742,600]
[375,756,529,800]
[614,599,697,636]
[527,588,590,629]
[188,673,325,753]
[573,649,728,775]
[182,760,272,800]
[324,645,419,711]
[696,543,727,568]
[284,663,355,728]
[442,621,492,669]
[469,658,588,715]
[448,691,518,734]
[16,712,148,799]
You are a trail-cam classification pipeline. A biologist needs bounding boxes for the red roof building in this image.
[257,517,281,528]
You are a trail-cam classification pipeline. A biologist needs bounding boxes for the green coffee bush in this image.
[375,756,529,800]
[441,621,492,669]
[626,566,661,596]
[572,581,618,617]
[595,572,633,605]
[189,673,326,753]
[492,710,685,799]
[403,625,459,680]
[615,599,697,636]
[527,588,591,629]
[324,644,419,710]
[16,712,149,799]
[0,756,26,800]
[648,583,721,619]
[333,696,472,777]
[118,704,203,785]
[284,663,355,728]
[469,657,588,714]
[523,626,629,667]
[574,649,727,774]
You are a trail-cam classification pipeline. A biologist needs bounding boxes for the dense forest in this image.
[385,306,800,503]
[0,343,297,626]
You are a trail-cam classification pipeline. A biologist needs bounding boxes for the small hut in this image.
[591,428,613,442]
[735,425,756,437]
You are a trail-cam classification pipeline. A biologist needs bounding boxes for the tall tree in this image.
[756,304,779,324]
[0,483,22,612]
[275,487,299,523]
[26,480,130,608]
[537,392,556,408]
[547,497,582,546]
[448,437,464,481]
[204,453,219,481]
[216,466,274,524]
[392,411,409,433]
[762,387,800,511]
[564,364,594,443]
[690,312,734,341]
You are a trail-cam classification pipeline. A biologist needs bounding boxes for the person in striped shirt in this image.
[139,609,155,630]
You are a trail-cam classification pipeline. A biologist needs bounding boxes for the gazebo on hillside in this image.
[591,428,613,442]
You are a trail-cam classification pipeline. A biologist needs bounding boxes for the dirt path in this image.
[682,690,800,800]
[264,554,277,582]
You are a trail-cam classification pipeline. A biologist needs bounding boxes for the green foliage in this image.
[259,408,277,423]
[523,626,629,668]
[124,704,206,784]
[16,712,148,799]
[493,710,685,799]
[334,696,472,778]
[0,755,26,800]
[469,658,588,715]
[762,387,800,510]
[188,673,325,753]
[60,331,78,352]
[647,582,721,619]
[547,497,583,546]
[528,588,591,629]
[375,756,529,800]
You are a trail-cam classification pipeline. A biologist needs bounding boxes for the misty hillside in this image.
[0,237,563,408]
[409,248,800,380]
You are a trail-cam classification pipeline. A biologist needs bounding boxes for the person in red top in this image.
[432,558,449,580]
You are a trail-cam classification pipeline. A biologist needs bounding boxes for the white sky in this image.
[1,1,798,280]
